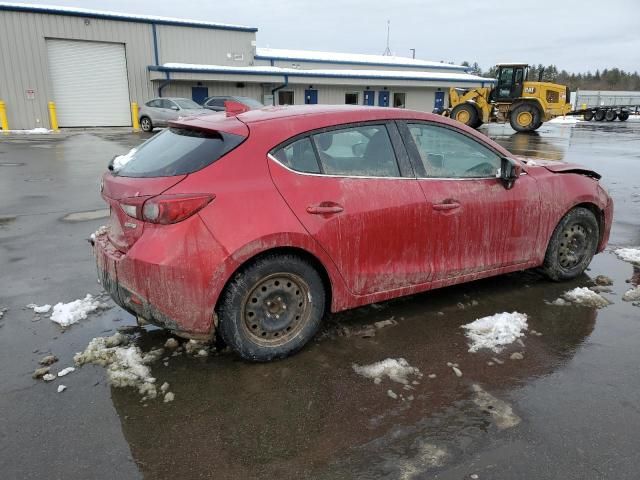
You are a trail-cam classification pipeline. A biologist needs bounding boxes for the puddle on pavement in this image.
[61,209,109,222]
[104,266,602,479]
[0,216,17,227]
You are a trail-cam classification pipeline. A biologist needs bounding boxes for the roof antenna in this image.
[382,20,392,56]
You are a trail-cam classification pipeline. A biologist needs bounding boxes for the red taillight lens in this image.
[141,194,214,224]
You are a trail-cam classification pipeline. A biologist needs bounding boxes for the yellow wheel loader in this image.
[441,64,572,132]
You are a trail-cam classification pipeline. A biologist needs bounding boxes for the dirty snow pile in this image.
[50,294,106,326]
[6,127,52,134]
[622,286,640,302]
[74,333,167,400]
[353,358,421,385]
[112,148,137,171]
[462,312,528,353]
[26,303,52,314]
[554,287,610,308]
[615,247,640,265]
[547,116,581,125]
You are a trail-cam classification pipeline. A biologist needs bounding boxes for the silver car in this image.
[138,97,211,132]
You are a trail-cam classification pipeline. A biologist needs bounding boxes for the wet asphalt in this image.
[0,120,639,480]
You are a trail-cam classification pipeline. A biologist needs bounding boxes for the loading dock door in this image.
[46,39,131,127]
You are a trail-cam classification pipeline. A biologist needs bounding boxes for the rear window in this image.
[114,128,245,177]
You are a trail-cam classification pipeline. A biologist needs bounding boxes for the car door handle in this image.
[307,203,344,215]
[432,201,461,211]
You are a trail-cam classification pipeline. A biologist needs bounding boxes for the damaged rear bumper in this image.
[93,233,216,341]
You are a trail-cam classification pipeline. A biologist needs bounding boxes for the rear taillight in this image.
[120,194,214,224]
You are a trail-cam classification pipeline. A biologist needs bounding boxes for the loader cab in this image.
[493,64,528,101]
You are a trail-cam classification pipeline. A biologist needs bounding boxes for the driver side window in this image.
[407,124,500,178]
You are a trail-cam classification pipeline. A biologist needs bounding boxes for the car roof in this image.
[235,105,431,124]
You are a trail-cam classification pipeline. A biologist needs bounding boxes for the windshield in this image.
[175,99,203,109]
[115,128,245,177]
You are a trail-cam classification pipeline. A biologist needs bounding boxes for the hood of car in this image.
[519,157,601,180]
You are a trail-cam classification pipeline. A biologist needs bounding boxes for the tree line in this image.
[461,62,640,91]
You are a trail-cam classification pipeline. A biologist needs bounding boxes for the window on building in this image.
[345,92,359,105]
[278,91,294,105]
[312,125,400,177]
[407,123,500,178]
[272,137,321,174]
[393,93,406,108]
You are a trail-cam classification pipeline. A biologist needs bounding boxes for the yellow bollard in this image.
[48,101,59,131]
[131,102,140,131]
[0,100,9,132]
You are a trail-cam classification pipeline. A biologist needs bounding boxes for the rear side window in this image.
[115,128,245,177]
[312,125,399,177]
[273,138,320,173]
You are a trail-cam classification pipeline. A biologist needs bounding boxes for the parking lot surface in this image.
[1,120,639,479]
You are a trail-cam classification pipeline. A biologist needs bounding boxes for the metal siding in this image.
[156,25,255,66]
[0,10,154,129]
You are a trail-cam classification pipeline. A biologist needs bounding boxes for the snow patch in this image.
[90,225,109,241]
[622,286,640,302]
[462,312,528,353]
[57,385,66,393]
[50,294,106,326]
[353,358,421,385]
[112,148,137,171]
[615,247,640,265]
[57,367,75,377]
[5,127,52,134]
[547,116,581,125]
[559,287,610,308]
[74,334,161,399]
[27,303,51,314]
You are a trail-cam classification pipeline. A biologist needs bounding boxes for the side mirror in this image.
[170,105,179,111]
[499,157,520,189]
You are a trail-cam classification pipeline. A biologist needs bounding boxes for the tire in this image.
[217,253,326,362]
[541,207,599,281]
[605,110,617,122]
[618,111,629,121]
[140,116,153,132]
[450,104,479,128]
[583,110,594,121]
[509,103,541,132]
[594,109,606,121]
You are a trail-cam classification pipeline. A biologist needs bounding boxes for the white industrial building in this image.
[0,2,494,130]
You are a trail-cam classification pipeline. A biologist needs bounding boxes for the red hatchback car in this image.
[94,105,612,361]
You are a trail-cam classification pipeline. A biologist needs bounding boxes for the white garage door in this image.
[46,39,131,127]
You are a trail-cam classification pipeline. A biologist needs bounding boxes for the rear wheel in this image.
[594,109,606,121]
[605,109,617,122]
[217,253,326,361]
[450,104,479,128]
[541,207,599,281]
[509,103,541,132]
[140,116,153,132]
[583,110,594,121]
[618,111,629,121]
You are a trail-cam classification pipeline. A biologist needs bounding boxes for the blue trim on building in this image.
[254,54,468,72]
[151,23,159,65]
[0,4,258,32]
[148,65,497,84]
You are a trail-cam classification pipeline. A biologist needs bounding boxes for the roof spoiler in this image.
[225,100,250,117]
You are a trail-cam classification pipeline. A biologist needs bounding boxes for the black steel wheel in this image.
[618,111,629,121]
[218,253,326,361]
[594,109,606,121]
[140,116,153,132]
[605,109,617,122]
[541,207,599,281]
[583,110,594,121]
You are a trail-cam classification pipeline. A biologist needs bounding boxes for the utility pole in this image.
[382,20,392,56]
[410,48,415,59]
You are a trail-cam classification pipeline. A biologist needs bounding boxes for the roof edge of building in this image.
[0,2,258,32]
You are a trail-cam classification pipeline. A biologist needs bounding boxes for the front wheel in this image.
[541,207,599,281]
[217,254,326,361]
[140,116,153,132]
[450,104,479,128]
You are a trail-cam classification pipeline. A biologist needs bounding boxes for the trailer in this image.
[568,105,639,122]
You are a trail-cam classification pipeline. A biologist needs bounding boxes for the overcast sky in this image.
[23,0,640,72]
